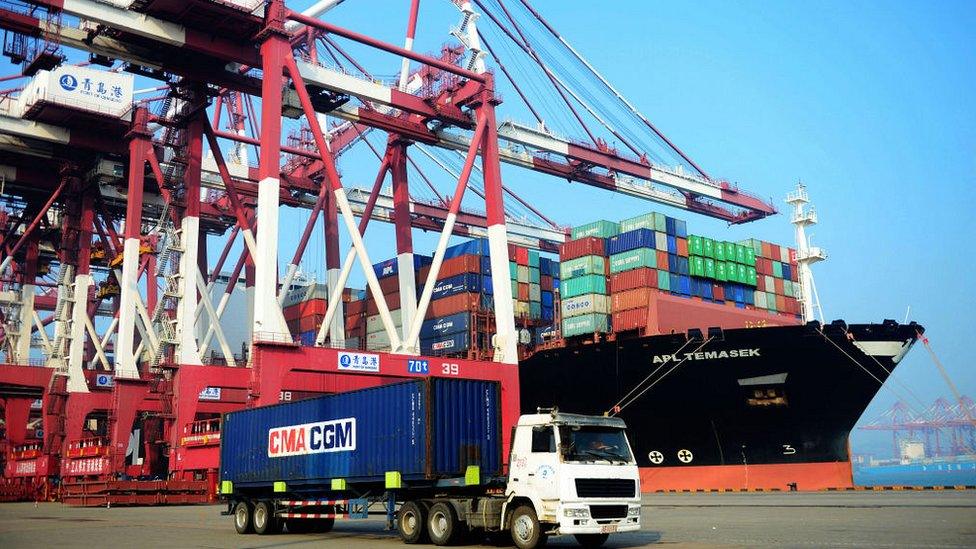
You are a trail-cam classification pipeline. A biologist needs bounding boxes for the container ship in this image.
[276,184,923,491]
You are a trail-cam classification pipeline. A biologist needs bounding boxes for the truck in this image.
[218,378,641,548]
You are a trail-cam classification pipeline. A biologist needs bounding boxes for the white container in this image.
[366,330,393,351]
[654,232,667,251]
[754,291,767,309]
[366,309,402,334]
[20,65,134,121]
[561,293,610,318]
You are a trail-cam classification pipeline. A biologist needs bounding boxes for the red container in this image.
[559,236,606,261]
[676,237,688,257]
[426,292,482,319]
[775,294,786,312]
[540,275,553,292]
[508,243,519,261]
[515,246,529,266]
[344,314,364,333]
[284,299,327,322]
[611,288,652,313]
[789,248,798,265]
[612,308,649,332]
[286,319,299,333]
[656,250,668,270]
[378,276,401,295]
[299,314,323,333]
[774,278,785,296]
[761,241,773,259]
[712,284,725,301]
[609,267,657,293]
[790,267,799,283]
[438,255,482,279]
[769,243,781,262]
[517,282,529,301]
[366,292,400,316]
[346,299,366,317]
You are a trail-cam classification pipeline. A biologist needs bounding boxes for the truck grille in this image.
[589,504,628,519]
[575,478,636,498]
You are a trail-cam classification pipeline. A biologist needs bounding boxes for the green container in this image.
[704,258,716,279]
[517,265,529,284]
[735,244,748,264]
[737,263,747,284]
[739,238,763,258]
[657,269,670,291]
[772,260,783,279]
[560,255,605,279]
[511,280,518,295]
[715,261,728,282]
[528,250,540,269]
[571,220,620,240]
[702,238,715,259]
[714,241,726,262]
[509,261,518,280]
[688,235,704,256]
[724,242,737,262]
[620,212,657,233]
[745,266,757,287]
[609,248,656,274]
[784,280,794,297]
[724,261,740,283]
[529,301,542,319]
[562,313,610,337]
[653,212,667,232]
[561,274,607,298]
[690,256,705,277]
[529,267,541,284]
[744,247,756,267]
[766,292,778,312]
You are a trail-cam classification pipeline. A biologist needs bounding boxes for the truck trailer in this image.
[219,378,641,548]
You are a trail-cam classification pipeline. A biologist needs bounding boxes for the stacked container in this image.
[559,220,618,338]
[686,234,758,308]
[740,238,801,317]
[284,285,362,345]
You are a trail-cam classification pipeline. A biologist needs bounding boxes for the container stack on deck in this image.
[362,255,433,351]
[284,285,363,346]
[557,211,803,341]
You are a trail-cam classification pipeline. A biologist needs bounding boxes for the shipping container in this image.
[516,265,529,284]
[674,219,688,238]
[702,237,715,259]
[426,292,485,319]
[656,250,668,270]
[666,234,677,254]
[611,308,649,332]
[570,219,620,239]
[657,270,671,291]
[609,267,657,293]
[704,257,716,279]
[19,65,135,121]
[609,248,656,274]
[444,238,490,259]
[560,236,605,261]
[365,329,396,350]
[561,293,610,317]
[283,299,326,322]
[438,254,483,279]
[619,212,657,233]
[528,267,541,285]
[561,313,610,337]
[541,290,554,308]
[654,231,667,251]
[714,241,726,262]
[298,330,316,346]
[421,331,473,356]
[515,247,529,266]
[529,301,542,319]
[366,309,403,334]
[606,228,655,255]
[772,260,783,279]
[676,237,688,257]
[420,311,471,340]
[366,293,401,316]
[528,250,540,269]
[689,256,705,277]
[559,255,605,279]
[514,300,530,318]
[372,254,432,279]
[528,283,541,302]
[220,379,501,486]
[714,261,728,282]
[561,274,607,298]
[688,235,703,256]
[611,287,653,313]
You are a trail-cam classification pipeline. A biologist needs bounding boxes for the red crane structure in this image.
[0,0,776,504]
[860,396,976,459]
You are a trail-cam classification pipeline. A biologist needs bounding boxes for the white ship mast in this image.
[786,182,828,323]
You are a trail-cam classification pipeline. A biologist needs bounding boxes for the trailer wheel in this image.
[397,500,429,544]
[252,500,281,535]
[285,519,312,534]
[427,501,460,546]
[233,501,254,534]
[510,505,546,549]
[573,533,610,548]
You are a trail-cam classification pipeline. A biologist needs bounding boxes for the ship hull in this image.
[519,320,922,491]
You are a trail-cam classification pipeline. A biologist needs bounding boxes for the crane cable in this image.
[608,336,713,417]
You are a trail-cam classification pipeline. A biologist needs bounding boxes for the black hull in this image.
[519,320,922,469]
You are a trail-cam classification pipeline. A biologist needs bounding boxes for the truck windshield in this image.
[558,426,634,464]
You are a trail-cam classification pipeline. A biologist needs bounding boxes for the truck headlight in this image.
[628,505,641,517]
[564,507,590,518]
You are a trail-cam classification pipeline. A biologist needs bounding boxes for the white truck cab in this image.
[503,410,642,548]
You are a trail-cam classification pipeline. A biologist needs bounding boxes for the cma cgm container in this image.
[220,379,501,488]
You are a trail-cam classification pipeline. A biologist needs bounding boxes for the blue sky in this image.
[8,1,973,457]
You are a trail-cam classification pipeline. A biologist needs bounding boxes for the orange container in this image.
[774,278,785,296]
[609,267,656,293]
[346,299,366,316]
[518,283,529,301]
[612,308,649,332]
[283,299,326,322]
[656,250,668,270]
[438,255,482,279]
[298,314,323,333]
[775,294,786,312]
[426,292,482,319]
[366,292,400,316]
[676,237,688,257]
[611,288,652,313]
[761,241,773,259]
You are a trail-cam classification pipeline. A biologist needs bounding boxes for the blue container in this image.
[421,331,472,356]
[744,288,755,306]
[702,281,714,300]
[542,306,554,321]
[372,254,433,279]
[445,238,489,259]
[667,254,678,272]
[553,278,560,290]
[480,256,492,274]
[665,217,676,236]
[539,257,552,276]
[677,275,691,296]
[432,273,483,300]
[782,264,792,281]
[420,311,471,340]
[299,330,316,346]
[483,276,494,295]
[677,257,690,275]
[529,302,542,319]
[219,379,501,487]
[541,291,554,308]
[606,228,655,256]
[669,273,680,294]
[666,235,678,254]
[674,219,688,238]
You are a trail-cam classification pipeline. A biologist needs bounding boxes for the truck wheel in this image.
[311,517,335,533]
[285,519,312,534]
[252,500,281,535]
[233,501,254,534]
[510,505,547,549]
[427,501,460,546]
[398,500,429,544]
[573,533,610,547]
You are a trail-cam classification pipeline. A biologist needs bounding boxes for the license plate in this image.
[600,524,618,534]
